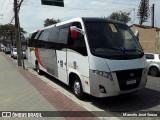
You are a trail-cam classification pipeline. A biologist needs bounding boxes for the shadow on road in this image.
[87,88,160,112]
[34,70,160,112]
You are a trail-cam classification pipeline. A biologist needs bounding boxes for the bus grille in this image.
[116,69,143,90]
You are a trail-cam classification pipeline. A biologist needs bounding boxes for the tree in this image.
[44,18,61,27]
[108,11,131,23]
[0,24,26,46]
[137,0,150,25]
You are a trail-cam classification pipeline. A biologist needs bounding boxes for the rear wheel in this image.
[149,66,159,77]
[72,76,84,99]
[36,62,43,75]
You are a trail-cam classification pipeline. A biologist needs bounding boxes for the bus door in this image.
[56,27,70,84]
[67,22,90,94]
[28,31,39,66]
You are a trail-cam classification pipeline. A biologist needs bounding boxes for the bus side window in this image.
[36,30,49,48]
[68,22,87,56]
[28,34,33,47]
[48,27,59,49]
[57,27,69,50]
[28,32,37,47]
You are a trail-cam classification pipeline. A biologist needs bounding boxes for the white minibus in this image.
[28,17,148,99]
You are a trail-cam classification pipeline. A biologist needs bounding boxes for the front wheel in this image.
[72,77,85,99]
[149,66,159,77]
[36,62,43,75]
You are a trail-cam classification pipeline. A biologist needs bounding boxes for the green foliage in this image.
[0,24,26,45]
[44,18,61,27]
[108,11,131,23]
[137,0,150,25]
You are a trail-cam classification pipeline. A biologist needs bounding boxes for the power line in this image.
[90,0,138,6]
[0,0,5,12]
[6,8,14,23]
[2,0,11,14]
[22,0,29,5]
[2,5,14,24]
[24,0,139,7]
[10,0,24,23]
[0,0,13,24]
[18,0,24,10]
[22,1,133,12]
[10,15,14,24]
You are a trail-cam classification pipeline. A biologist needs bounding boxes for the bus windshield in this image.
[85,21,144,59]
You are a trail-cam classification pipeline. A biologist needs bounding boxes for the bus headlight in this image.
[92,70,114,85]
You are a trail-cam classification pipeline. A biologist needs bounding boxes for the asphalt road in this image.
[7,54,160,120]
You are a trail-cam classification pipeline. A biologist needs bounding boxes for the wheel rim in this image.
[74,81,81,95]
[150,67,158,76]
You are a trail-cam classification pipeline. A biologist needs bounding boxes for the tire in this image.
[36,62,43,75]
[72,77,84,99]
[149,66,159,77]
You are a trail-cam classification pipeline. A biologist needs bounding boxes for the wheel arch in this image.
[68,71,83,89]
[149,65,160,72]
[68,72,85,99]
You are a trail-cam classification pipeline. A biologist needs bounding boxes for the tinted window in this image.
[72,22,82,29]
[36,30,49,48]
[68,22,87,56]
[57,27,69,49]
[48,27,59,43]
[35,31,42,39]
[145,54,154,59]
[48,27,59,49]
[38,29,49,41]
[28,32,38,47]
[85,22,143,60]
[58,28,69,44]
[6,47,11,51]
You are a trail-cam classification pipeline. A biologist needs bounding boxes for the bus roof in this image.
[55,17,127,27]
[82,17,126,25]
[35,17,127,31]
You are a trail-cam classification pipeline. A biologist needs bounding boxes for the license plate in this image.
[127,80,136,85]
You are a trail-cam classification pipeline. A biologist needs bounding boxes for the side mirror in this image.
[70,26,78,39]
[70,26,84,39]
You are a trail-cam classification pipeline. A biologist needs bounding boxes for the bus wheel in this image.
[72,77,84,99]
[36,62,43,75]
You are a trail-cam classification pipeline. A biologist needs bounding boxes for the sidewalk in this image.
[0,52,99,120]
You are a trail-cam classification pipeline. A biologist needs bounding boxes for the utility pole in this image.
[10,31,13,46]
[151,4,155,28]
[14,0,22,66]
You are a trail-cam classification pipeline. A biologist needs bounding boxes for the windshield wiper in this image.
[107,47,144,55]
[106,47,121,50]
[107,47,128,55]
[127,49,144,54]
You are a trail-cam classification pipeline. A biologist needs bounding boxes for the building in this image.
[130,24,160,53]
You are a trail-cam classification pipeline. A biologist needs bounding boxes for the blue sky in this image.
[0,0,160,33]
